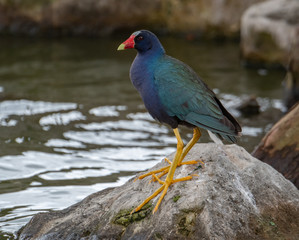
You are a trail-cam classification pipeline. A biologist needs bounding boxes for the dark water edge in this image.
[0,36,285,238]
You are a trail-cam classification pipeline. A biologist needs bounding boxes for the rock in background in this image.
[17,144,299,240]
[240,0,299,73]
[0,0,265,37]
[150,0,267,38]
[252,103,299,188]
[283,59,299,110]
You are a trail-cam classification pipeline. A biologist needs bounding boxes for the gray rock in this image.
[241,0,299,69]
[17,144,299,240]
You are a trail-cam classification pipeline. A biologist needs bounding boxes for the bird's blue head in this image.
[117,30,165,55]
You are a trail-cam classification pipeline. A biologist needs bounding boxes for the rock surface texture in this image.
[17,144,299,240]
[253,103,299,188]
[241,0,299,74]
[0,0,265,37]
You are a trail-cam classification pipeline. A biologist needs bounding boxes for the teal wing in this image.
[154,55,240,140]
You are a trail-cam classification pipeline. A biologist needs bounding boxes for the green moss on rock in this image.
[113,202,153,227]
[173,195,181,202]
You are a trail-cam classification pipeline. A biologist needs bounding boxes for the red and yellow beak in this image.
[117,35,135,50]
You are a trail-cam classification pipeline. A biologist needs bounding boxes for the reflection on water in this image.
[0,36,285,238]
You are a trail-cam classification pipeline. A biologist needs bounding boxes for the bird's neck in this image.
[137,44,165,60]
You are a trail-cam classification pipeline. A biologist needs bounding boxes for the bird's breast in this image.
[130,59,178,128]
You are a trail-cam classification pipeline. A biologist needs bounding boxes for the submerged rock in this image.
[17,144,299,240]
[253,103,299,188]
[237,95,260,116]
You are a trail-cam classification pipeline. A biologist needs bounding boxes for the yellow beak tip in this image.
[117,44,125,51]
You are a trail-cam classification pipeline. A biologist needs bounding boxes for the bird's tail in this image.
[213,97,242,143]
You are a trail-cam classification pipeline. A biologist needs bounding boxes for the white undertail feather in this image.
[208,130,224,145]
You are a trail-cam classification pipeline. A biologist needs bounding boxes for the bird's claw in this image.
[164,157,172,164]
[132,174,197,214]
[149,159,204,183]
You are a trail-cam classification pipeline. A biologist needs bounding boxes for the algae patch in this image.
[173,195,181,202]
[113,202,153,227]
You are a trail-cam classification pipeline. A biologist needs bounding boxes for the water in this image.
[0,35,285,239]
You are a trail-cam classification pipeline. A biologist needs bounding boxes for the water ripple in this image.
[76,119,168,133]
[89,105,127,117]
[63,130,160,147]
[39,111,86,126]
[0,100,77,119]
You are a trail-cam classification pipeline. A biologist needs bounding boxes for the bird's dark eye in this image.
[136,36,144,41]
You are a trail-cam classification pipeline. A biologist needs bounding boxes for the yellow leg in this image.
[148,127,202,182]
[133,128,189,213]
[178,127,201,165]
[132,185,164,213]
[137,127,202,183]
